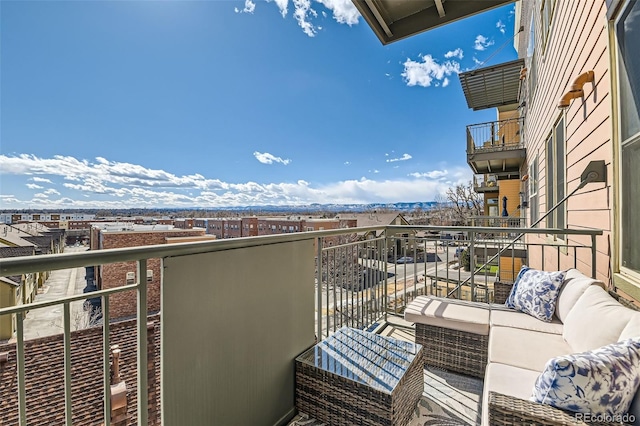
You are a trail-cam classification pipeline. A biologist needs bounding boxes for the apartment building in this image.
[355,0,640,300]
[0,212,96,224]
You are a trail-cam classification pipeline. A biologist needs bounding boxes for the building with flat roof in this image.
[90,224,212,319]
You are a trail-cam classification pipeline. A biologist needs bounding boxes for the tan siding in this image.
[568,186,611,211]
[497,179,522,217]
[568,210,612,232]
[523,0,612,284]
[500,256,524,282]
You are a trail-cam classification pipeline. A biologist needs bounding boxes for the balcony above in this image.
[473,172,522,193]
[467,117,526,174]
[473,174,498,193]
[459,59,525,111]
[352,0,514,45]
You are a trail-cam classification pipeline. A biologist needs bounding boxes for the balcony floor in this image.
[290,317,483,425]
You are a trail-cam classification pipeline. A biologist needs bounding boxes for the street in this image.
[22,246,90,341]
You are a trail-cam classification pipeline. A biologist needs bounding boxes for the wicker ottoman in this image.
[295,327,423,426]
[404,296,490,378]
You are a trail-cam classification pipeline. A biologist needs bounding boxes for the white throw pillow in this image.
[531,338,640,418]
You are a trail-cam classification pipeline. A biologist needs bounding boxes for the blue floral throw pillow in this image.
[532,339,640,417]
[505,267,565,322]
[505,265,530,308]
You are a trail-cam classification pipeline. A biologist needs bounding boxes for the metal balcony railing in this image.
[0,225,602,425]
[467,117,525,154]
[473,174,498,190]
[467,215,527,229]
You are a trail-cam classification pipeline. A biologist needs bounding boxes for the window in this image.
[146,269,153,282]
[540,0,556,50]
[529,156,539,226]
[527,14,538,101]
[126,272,135,284]
[616,0,640,276]
[546,116,565,235]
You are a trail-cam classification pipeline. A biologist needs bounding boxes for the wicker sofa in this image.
[404,268,640,426]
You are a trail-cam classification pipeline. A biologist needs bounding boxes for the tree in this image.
[445,181,484,225]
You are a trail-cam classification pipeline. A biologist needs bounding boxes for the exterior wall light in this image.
[558,70,595,109]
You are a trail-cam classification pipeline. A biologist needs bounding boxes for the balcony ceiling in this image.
[352,0,515,45]
[459,59,525,111]
[467,148,526,175]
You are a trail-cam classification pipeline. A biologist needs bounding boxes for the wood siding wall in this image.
[523,0,612,282]
[498,179,522,217]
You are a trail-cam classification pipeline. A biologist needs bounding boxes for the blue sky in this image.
[0,0,517,209]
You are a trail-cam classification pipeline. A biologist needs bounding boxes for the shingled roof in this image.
[20,236,54,254]
[0,246,36,258]
[0,276,20,287]
[0,315,161,425]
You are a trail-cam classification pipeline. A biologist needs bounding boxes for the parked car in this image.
[396,256,414,264]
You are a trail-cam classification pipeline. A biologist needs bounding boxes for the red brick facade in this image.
[97,229,205,319]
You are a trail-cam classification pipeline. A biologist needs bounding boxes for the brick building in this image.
[173,218,194,229]
[90,224,212,319]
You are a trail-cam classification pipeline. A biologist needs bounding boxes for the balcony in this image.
[0,225,602,425]
[473,174,498,193]
[466,117,526,174]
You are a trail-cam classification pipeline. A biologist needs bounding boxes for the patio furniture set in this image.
[295,268,640,426]
[405,268,640,425]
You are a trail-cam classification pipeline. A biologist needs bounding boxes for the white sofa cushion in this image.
[489,326,573,372]
[555,268,605,322]
[620,313,640,340]
[563,285,637,353]
[531,339,640,418]
[490,305,563,335]
[482,362,541,426]
[404,295,490,335]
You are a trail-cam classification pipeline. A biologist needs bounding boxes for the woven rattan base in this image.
[295,346,423,426]
[493,281,514,305]
[415,323,488,378]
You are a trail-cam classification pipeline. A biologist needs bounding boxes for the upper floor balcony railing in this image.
[472,174,498,192]
[466,117,526,174]
[467,215,527,229]
[0,224,602,425]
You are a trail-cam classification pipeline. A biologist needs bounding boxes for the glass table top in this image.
[296,327,422,394]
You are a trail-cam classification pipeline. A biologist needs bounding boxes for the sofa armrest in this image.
[488,392,628,426]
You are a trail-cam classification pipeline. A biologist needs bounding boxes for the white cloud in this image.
[444,48,463,59]
[0,154,472,208]
[496,20,506,34]
[402,55,460,88]
[269,0,289,17]
[408,170,448,179]
[31,176,53,183]
[344,161,351,165]
[315,0,359,25]
[26,183,43,189]
[258,0,359,37]
[292,0,318,37]
[386,153,412,163]
[474,35,494,51]
[235,0,256,14]
[472,56,483,66]
[253,151,292,165]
